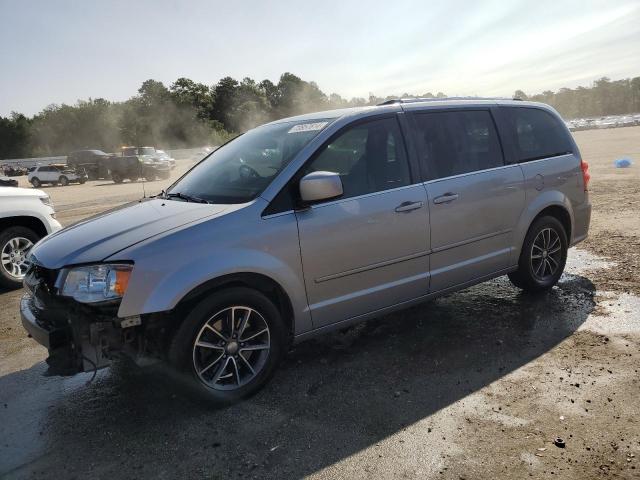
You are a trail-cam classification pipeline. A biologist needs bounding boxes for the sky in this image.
[1,0,639,116]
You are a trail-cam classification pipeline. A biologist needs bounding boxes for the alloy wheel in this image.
[530,227,562,280]
[1,236,33,279]
[192,306,271,391]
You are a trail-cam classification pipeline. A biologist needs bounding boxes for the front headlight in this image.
[60,264,132,303]
[39,195,52,207]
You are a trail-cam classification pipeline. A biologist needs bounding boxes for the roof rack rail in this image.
[377,96,522,106]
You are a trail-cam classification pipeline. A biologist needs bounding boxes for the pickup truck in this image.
[109,147,171,183]
[66,150,112,180]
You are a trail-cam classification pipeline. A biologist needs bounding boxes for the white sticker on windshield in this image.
[288,122,328,134]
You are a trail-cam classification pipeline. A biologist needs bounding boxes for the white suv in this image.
[28,164,87,188]
[0,186,62,288]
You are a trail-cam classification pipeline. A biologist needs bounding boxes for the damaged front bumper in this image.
[20,264,168,376]
[20,291,139,376]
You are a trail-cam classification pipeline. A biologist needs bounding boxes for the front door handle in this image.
[433,193,459,204]
[395,201,423,213]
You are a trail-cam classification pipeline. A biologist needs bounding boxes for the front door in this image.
[296,116,430,328]
[410,109,525,291]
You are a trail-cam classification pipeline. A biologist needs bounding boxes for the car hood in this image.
[30,198,228,269]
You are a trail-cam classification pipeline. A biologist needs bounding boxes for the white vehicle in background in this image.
[28,164,87,188]
[0,187,62,289]
[620,116,635,127]
[595,116,618,129]
[153,149,176,169]
[192,146,214,162]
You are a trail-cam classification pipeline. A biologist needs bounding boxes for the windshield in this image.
[139,147,155,155]
[167,119,332,204]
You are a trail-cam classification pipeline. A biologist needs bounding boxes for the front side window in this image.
[304,117,411,199]
[503,107,573,162]
[167,119,333,204]
[414,110,504,180]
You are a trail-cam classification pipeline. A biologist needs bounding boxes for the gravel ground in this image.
[1,127,639,479]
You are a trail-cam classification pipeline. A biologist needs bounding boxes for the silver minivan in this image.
[21,99,591,404]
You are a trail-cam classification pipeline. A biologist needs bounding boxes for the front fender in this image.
[113,204,312,335]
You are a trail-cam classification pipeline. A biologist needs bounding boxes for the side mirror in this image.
[299,171,343,203]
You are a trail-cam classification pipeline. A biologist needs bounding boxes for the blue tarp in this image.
[614,158,632,168]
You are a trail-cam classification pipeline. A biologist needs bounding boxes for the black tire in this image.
[58,176,69,186]
[0,226,40,289]
[143,168,157,181]
[508,215,568,292]
[79,178,86,184]
[111,173,123,183]
[168,287,287,405]
[30,177,41,188]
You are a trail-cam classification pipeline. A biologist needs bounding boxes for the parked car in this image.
[28,164,88,188]
[21,99,591,404]
[595,116,619,129]
[0,186,61,289]
[153,149,176,169]
[67,150,111,180]
[2,164,28,177]
[109,147,171,183]
[192,146,214,161]
[0,176,19,187]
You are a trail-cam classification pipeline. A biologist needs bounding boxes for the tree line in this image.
[1,73,639,160]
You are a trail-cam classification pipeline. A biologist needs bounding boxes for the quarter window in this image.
[304,117,411,199]
[503,107,573,162]
[414,110,504,180]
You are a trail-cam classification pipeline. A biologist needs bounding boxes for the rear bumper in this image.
[571,199,591,246]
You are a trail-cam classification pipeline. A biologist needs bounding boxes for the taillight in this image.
[580,159,590,191]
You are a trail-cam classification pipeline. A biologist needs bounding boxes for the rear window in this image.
[503,107,573,162]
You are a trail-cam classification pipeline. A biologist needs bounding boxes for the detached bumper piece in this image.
[20,292,131,376]
[21,263,169,377]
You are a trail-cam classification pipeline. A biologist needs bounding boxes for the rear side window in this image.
[503,107,573,162]
[413,110,504,180]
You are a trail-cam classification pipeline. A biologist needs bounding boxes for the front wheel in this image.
[508,216,568,292]
[58,176,69,186]
[30,177,41,188]
[111,172,123,183]
[168,287,286,405]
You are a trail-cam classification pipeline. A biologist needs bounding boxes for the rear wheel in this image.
[168,287,286,405]
[58,176,69,186]
[111,172,123,183]
[508,215,568,292]
[0,226,39,289]
[30,177,41,188]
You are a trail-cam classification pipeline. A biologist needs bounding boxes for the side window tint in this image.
[414,110,504,180]
[305,118,410,199]
[504,107,573,162]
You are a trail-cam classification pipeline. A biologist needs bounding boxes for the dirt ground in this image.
[1,127,639,479]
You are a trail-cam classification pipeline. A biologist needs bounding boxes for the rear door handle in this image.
[433,193,459,204]
[395,201,423,213]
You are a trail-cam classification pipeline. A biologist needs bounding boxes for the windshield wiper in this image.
[164,191,210,203]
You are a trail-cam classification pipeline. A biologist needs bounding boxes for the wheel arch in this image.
[512,192,574,264]
[170,272,295,341]
[0,215,48,239]
[531,205,572,242]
